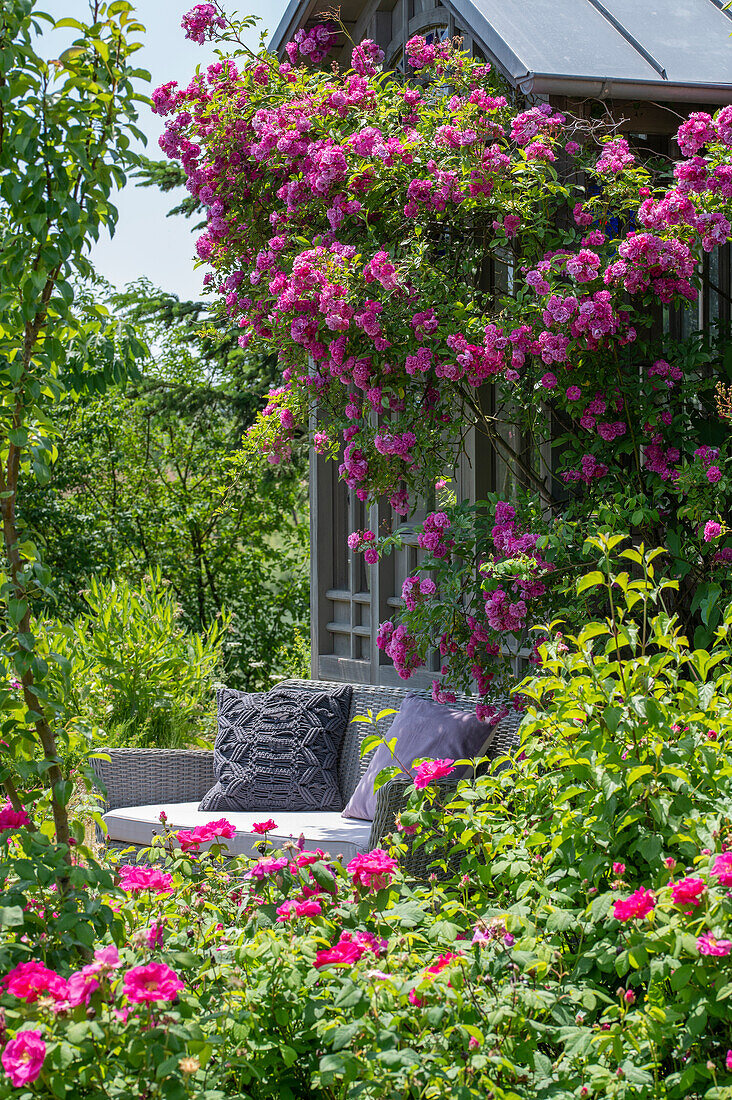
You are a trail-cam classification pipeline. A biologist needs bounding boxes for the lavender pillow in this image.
[342,693,494,821]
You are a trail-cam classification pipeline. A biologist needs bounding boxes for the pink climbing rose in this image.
[0,802,29,831]
[2,961,68,1003]
[314,938,368,968]
[413,759,455,789]
[712,852,732,886]
[697,932,732,956]
[177,817,236,852]
[671,876,705,909]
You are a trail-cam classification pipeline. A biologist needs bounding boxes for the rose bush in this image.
[155,11,732,711]
[3,541,732,1098]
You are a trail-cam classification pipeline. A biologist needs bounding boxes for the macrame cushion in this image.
[342,692,494,821]
[199,683,353,812]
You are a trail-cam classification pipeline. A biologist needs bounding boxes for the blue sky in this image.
[44,1,290,300]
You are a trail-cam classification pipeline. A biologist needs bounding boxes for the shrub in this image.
[156,12,732,710]
[40,571,225,752]
[3,544,732,1098]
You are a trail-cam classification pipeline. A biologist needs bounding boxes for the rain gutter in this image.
[518,73,732,105]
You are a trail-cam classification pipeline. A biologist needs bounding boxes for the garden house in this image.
[270,0,732,689]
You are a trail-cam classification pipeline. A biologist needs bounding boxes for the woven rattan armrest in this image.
[91,748,215,813]
[368,774,461,848]
[367,706,523,849]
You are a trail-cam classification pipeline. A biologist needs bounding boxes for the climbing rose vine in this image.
[158,12,732,713]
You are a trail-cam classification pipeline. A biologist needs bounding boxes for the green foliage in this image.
[18,278,310,691]
[4,549,732,1097]
[271,626,311,683]
[40,571,224,752]
[0,0,148,846]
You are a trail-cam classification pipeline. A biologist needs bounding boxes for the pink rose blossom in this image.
[727,1050,732,1072]
[181,3,225,45]
[712,852,732,886]
[697,932,732,956]
[251,819,277,834]
[176,817,236,852]
[66,970,100,1007]
[704,521,722,541]
[1,1030,46,1087]
[314,937,367,968]
[247,857,289,881]
[612,862,625,875]
[294,899,323,918]
[2,961,68,1003]
[0,802,30,832]
[425,951,461,976]
[118,865,174,895]
[613,888,655,921]
[413,758,455,789]
[347,849,398,891]
[671,876,705,909]
[146,922,165,949]
[123,962,185,1004]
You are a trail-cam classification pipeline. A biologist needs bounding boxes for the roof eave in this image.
[520,72,732,105]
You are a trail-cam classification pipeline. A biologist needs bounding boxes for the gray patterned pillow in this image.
[199,683,352,812]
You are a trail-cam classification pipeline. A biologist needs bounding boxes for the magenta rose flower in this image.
[118,865,174,895]
[313,931,382,969]
[66,971,100,1007]
[671,876,705,909]
[177,818,236,850]
[83,945,121,975]
[413,758,455,789]
[613,887,655,921]
[1,1030,46,1087]
[314,938,366,968]
[2,960,68,1003]
[425,951,462,976]
[697,932,732,956]
[122,962,185,1004]
[712,852,732,886]
[206,817,236,840]
[246,856,289,881]
[251,819,278,834]
[347,849,398,891]
[0,802,30,832]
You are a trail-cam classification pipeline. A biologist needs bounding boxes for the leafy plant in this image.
[4,547,732,1098]
[0,0,148,848]
[18,278,310,691]
[157,11,732,708]
[41,571,224,753]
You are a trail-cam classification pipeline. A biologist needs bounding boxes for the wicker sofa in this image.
[91,679,521,870]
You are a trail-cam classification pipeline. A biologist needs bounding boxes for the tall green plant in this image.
[42,571,225,753]
[17,279,310,690]
[0,1,147,849]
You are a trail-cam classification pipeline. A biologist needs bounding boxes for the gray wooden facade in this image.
[270,0,732,686]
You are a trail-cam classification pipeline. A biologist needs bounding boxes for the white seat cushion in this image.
[104,802,373,861]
